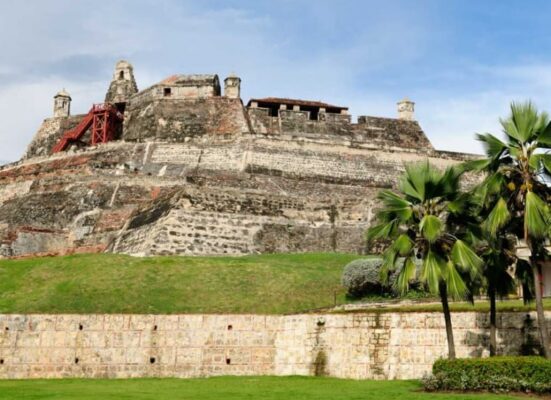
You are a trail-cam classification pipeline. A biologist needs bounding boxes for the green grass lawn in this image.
[0,377,526,400]
[0,252,549,314]
[0,253,362,314]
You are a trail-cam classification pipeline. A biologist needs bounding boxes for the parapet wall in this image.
[0,312,548,380]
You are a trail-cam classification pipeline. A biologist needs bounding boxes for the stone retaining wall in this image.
[0,311,548,379]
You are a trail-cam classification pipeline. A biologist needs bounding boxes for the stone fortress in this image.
[0,60,478,259]
[2,62,550,383]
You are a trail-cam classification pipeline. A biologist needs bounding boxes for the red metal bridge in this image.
[51,103,123,153]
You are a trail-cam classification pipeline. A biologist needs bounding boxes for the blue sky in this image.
[1,0,551,161]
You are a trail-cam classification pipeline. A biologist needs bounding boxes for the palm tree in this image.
[478,235,516,356]
[470,183,518,356]
[469,101,551,358]
[367,161,482,359]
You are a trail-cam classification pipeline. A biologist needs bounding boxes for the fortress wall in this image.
[0,181,33,207]
[150,142,244,171]
[146,139,469,185]
[23,117,63,159]
[24,115,88,159]
[0,137,478,258]
[0,312,548,380]
[117,212,368,256]
[122,98,249,142]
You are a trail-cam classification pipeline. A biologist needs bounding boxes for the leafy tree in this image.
[367,161,482,359]
[469,102,551,358]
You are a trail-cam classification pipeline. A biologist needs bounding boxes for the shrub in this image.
[423,356,551,394]
[341,258,383,297]
[341,257,425,298]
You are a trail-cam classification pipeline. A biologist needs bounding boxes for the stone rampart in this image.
[0,135,481,258]
[0,312,548,379]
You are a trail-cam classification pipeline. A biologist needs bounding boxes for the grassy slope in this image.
[0,253,549,314]
[0,253,362,314]
[0,377,522,400]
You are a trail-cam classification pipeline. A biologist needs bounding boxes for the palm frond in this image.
[483,197,511,236]
[380,248,399,285]
[462,158,491,172]
[400,162,430,201]
[538,120,551,146]
[443,260,469,299]
[504,101,540,144]
[476,133,507,159]
[394,256,417,295]
[420,214,443,243]
[438,166,463,197]
[525,191,550,238]
[366,220,398,242]
[484,171,506,195]
[447,192,476,216]
[421,249,445,294]
[529,153,551,176]
[451,239,483,279]
[376,190,413,221]
[393,234,414,256]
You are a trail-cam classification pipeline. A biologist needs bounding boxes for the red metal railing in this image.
[51,103,123,153]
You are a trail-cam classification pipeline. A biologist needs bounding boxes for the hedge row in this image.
[423,357,551,394]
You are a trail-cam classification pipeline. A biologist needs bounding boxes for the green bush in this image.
[341,258,383,297]
[341,257,425,298]
[423,356,551,394]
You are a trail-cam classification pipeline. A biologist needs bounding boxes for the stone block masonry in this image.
[0,312,548,379]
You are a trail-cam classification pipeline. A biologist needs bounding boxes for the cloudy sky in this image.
[1,0,551,162]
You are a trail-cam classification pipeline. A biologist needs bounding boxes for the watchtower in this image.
[53,89,71,118]
[224,73,241,99]
[397,98,415,121]
[105,60,138,105]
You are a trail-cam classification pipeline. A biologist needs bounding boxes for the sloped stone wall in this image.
[0,136,479,258]
[0,312,548,379]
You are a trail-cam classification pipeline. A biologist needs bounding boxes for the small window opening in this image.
[119,71,124,80]
[226,358,231,365]
[163,87,172,97]
[227,325,233,331]
[153,325,158,331]
[4,327,8,331]
[0,359,4,364]
[78,324,83,331]
[74,357,79,364]
[150,357,156,364]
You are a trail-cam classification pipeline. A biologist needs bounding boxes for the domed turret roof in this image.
[54,88,71,99]
[116,60,132,68]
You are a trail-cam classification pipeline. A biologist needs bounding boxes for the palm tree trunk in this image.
[489,285,497,356]
[533,262,550,358]
[439,281,456,359]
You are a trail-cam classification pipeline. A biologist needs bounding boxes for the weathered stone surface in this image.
[0,311,548,379]
[123,97,249,142]
[104,60,138,104]
[23,115,85,159]
[0,133,478,257]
